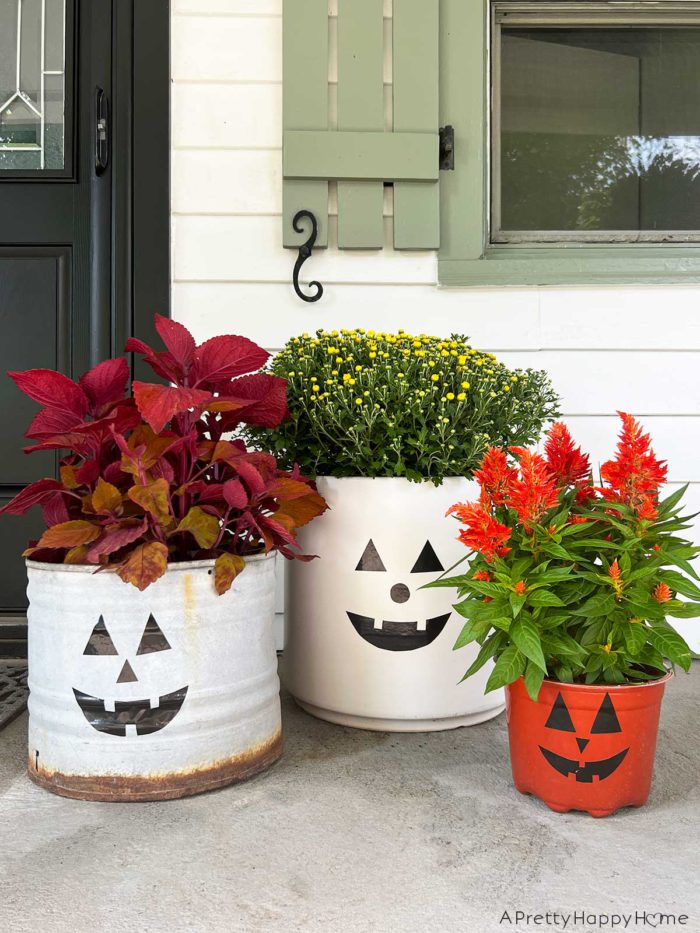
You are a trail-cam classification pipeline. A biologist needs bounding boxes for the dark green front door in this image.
[0,0,170,650]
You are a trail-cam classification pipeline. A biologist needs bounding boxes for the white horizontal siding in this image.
[172,216,436,283]
[171,7,700,649]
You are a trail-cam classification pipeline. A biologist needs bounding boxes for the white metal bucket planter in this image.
[26,554,281,801]
[283,477,505,731]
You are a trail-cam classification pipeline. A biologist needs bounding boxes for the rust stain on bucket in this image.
[27,729,283,802]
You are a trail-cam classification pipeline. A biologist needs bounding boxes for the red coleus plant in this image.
[434,413,697,700]
[0,316,328,594]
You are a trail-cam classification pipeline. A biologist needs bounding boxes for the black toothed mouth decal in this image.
[347,611,451,652]
[539,745,629,783]
[73,686,188,736]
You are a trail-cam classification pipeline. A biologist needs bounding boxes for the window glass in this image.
[0,0,66,171]
[496,27,700,236]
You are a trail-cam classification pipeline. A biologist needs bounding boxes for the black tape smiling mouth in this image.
[539,746,629,783]
[73,687,188,736]
[347,612,450,652]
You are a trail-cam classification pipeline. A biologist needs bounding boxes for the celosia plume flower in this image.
[601,412,667,514]
[473,570,492,582]
[544,422,591,487]
[505,447,560,530]
[513,581,527,595]
[474,446,518,508]
[447,501,511,562]
[652,582,672,603]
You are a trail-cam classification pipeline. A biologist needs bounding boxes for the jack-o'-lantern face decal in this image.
[73,614,188,736]
[539,691,629,783]
[347,539,451,651]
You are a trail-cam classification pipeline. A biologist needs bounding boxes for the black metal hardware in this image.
[292,210,323,303]
[95,87,110,176]
[439,125,455,171]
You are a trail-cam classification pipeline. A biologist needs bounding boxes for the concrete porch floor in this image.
[1,670,698,933]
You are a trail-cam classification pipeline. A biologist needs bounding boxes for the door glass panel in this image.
[0,0,66,171]
[495,27,700,237]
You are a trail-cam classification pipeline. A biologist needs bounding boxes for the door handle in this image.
[95,87,110,176]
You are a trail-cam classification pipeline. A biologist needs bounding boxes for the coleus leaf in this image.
[91,478,123,515]
[176,507,220,549]
[125,337,183,384]
[216,374,289,429]
[213,552,246,595]
[154,314,196,373]
[38,520,100,549]
[79,357,129,413]
[128,478,172,525]
[86,520,148,562]
[0,479,66,515]
[223,478,248,510]
[274,490,328,529]
[191,335,269,388]
[42,494,71,527]
[116,540,168,590]
[133,382,212,433]
[9,369,88,419]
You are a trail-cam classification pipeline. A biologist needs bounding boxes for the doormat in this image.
[0,663,28,731]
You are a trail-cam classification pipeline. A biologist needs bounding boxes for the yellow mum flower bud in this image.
[431,374,440,382]
[457,393,466,401]
[355,398,363,405]
[446,392,455,400]
[369,351,377,359]
[461,381,471,390]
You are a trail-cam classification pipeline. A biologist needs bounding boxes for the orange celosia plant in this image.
[432,413,698,700]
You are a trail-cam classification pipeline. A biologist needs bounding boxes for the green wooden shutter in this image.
[283,0,441,251]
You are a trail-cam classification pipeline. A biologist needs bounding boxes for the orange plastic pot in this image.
[506,672,672,818]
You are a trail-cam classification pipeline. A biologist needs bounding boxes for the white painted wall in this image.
[170,1,700,650]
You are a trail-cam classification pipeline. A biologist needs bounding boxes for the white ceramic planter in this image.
[26,554,281,801]
[283,477,505,731]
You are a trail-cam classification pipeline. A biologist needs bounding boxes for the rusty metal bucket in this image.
[25,555,281,801]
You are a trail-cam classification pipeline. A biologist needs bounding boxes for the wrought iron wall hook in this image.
[292,210,324,303]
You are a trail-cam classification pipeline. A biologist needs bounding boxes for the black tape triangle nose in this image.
[117,660,138,684]
[576,737,589,753]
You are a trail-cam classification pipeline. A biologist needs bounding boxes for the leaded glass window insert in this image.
[0,0,67,171]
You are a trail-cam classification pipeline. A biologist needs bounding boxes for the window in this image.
[438,0,700,286]
[0,0,69,173]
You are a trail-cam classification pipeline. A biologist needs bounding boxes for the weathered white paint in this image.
[283,477,504,730]
[26,556,281,799]
[170,4,700,651]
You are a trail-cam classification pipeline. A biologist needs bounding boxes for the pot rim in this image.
[313,475,472,483]
[529,670,675,693]
[25,552,275,575]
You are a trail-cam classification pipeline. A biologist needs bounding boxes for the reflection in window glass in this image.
[0,0,66,171]
[497,28,700,234]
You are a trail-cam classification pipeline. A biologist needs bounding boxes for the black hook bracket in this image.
[292,210,323,303]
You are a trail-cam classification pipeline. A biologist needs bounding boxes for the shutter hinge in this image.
[439,125,454,171]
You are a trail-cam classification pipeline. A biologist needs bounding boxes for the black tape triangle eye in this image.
[545,692,576,732]
[591,693,622,734]
[136,614,171,655]
[355,540,386,572]
[83,616,118,656]
[411,541,444,573]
